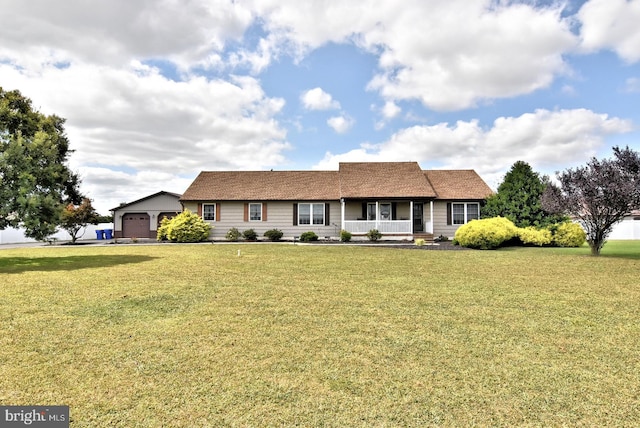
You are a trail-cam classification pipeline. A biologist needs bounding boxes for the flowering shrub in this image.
[517,226,553,246]
[157,210,211,243]
[552,222,586,247]
[454,217,518,249]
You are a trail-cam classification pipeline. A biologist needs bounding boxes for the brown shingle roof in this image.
[339,162,436,198]
[181,163,493,202]
[425,170,494,200]
[180,170,340,201]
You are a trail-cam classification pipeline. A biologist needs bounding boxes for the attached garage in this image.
[111,191,183,239]
[122,213,151,238]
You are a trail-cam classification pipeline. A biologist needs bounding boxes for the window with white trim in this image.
[203,204,216,221]
[249,203,262,221]
[452,203,479,225]
[298,203,325,225]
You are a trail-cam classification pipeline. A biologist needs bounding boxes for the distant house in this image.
[608,210,640,240]
[111,191,182,238]
[180,162,493,241]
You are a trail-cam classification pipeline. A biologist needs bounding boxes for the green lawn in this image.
[1,241,639,427]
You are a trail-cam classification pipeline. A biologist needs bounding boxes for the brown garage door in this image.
[122,213,151,238]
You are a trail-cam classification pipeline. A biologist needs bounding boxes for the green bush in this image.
[242,229,258,241]
[263,229,283,241]
[340,229,352,242]
[299,231,318,242]
[156,209,211,243]
[454,217,518,250]
[552,222,586,247]
[517,226,553,246]
[366,229,382,241]
[226,227,240,241]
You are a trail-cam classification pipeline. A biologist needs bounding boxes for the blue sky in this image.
[1,0,639,214]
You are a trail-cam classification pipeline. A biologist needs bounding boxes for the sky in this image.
[1,0,639,215]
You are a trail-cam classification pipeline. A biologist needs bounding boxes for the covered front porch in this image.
[340,199,433,236]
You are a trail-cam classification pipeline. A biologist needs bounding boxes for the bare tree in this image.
[542,146,640,255]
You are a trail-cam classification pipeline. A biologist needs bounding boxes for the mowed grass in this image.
[1,242,639,427]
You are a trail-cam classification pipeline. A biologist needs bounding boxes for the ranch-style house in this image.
[180,162,493,241]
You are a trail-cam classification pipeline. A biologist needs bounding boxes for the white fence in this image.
[608,219,640,240]
[0,223,114,245]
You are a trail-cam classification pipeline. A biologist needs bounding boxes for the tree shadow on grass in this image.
[0,255,159,274]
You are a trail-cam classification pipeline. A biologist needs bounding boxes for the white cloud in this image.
[301,87,340,110]
[0,61,291,213]
[327,115,354,134]
[381,101,401,119]
[249,0,577,111]
[316,108,633,184]
[0,0,254,71]
[578,0,640,63]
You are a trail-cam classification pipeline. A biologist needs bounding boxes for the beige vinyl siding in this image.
[183,201,340,240]
[432,201,459,239]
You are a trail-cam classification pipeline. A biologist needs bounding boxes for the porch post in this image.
[340,198,345,232]
[375,201,379,230]
[410,200,414,233]
[429,200,434,233]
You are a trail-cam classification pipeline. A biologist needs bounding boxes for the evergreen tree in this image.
[482,161,564,227]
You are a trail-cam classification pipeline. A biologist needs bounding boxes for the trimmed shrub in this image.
[242,229,258,241]
[517,226,553,246]
[226,227,240,241]
[340,229,352,242]
[366,229,383,241]
[156,209,211,243]
[454,217,518,250]
[415,238,426,246]
[553,222,586,247]
[299,231,318,242]
[263,229,284,242]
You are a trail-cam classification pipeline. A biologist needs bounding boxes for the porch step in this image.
[413,233,434,243]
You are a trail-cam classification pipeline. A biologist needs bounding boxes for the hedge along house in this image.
[111,191,182,239]
[180,162,493,241]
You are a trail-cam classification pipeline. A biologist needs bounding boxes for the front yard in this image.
[1,243,638,426]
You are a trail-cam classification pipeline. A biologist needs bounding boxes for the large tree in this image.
[0,88,82,240]
[482,160,565,227]
[542,146,640,256]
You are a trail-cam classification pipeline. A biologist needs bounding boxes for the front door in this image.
[413,203,424,232]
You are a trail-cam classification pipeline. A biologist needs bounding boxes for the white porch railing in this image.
[344,220,412,234]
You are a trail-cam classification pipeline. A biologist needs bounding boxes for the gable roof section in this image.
[180,171,340,201]
[339,162,436,199]
[424,170,494,200]
[110,191,182,211]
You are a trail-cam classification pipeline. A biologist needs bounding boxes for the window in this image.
[298,203,325,225]
[452,203,479,225]
[249,203,262,221]
[203,204,215,221]
[367,203,376,220]
[380,203,392,220]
